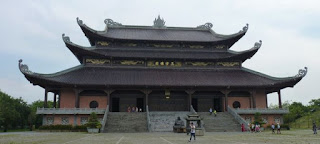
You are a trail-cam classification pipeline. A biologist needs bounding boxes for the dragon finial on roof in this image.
[242,23,249,32]
[153,15,166,28]
[18,59,33,74]
[62,34,70,43]
[254,40,262,48]
[197,23,213,30]
[104,19,122,27]
[296,67,308,78]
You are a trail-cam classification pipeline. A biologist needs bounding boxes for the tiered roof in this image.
[19,16,307,93]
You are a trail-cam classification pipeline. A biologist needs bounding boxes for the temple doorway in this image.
[192,98,198,112]
[213,97,222,112]
[112,98,120,112]
[136,98,144,112]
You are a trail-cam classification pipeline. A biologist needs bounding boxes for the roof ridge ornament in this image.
[296,67,308,78]
[153,15,166,28]
[18,59,33,74]
[197,23,213,30]
[62,34,70,43]
[242,23,249,32]
[76,17,83,25]
[254,40,262,48]
[104,19,122,27]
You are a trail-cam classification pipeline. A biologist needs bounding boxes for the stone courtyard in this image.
[0,129,319,144]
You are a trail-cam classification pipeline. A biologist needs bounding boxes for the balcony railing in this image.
[36,107,106,115]
[233,108,289,114]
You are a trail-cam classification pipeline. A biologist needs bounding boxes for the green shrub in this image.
[85,112,101,128]
[39,124,72,130]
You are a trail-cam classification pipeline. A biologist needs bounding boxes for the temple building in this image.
[19,16,307,131]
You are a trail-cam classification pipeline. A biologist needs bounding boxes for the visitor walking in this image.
[241,123,245,132]
[313,122,317,134]
[213,109,217,117]
[277,123,281,134]
[251,123,255,133]
[139,108,142,112]
[209,108,212,115]
[127,106,131,112]
[136,107,138,112]
[132,106,135,112]
[188,122,196,142]
[271,123,275,134]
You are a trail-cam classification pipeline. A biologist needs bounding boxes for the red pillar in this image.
[278,90,282,108]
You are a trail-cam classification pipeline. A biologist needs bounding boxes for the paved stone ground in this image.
[0,129,319,144]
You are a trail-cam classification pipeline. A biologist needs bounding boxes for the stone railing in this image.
[146,105,151,132]
[227,106,249,130]
[100,105,109,131]
[36,107,106,114]
[233,108,289,114]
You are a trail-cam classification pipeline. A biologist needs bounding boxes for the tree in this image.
[253,112,264,125]
[29,100,53,128]
[86,112,101,128]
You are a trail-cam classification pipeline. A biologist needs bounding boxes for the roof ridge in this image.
[241,67,294,81]
[38,65,84,77]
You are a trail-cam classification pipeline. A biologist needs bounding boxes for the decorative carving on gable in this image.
[189,45,204,49]
[147,61,182,67]
[152,44,173,48]
[86,59,110,65]
[215,45,226,49]
[120,60,144,65]
[217,62,240,67]
[197,23,213,30]
[185,62,214,67]
[97,41,110,46]
[104,19,122,27]
[122,43,137,47]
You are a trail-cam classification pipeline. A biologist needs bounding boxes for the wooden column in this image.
[53,93,57,108]
[104,90,114,106]
[141,89,152,111]
[74,89,80,108]
[278,90,282,108]
[44,89,48,108]
[250,90,256,108]
[185,90,195,111]
[221,90,230,112]
[266,94,268,108]
[57,91,61,108]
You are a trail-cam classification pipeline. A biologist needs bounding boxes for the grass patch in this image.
[290,111,320,129]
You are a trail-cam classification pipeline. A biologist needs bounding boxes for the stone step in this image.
[104,112,148,133]
[198,112,241,132]
[149,111,191,132]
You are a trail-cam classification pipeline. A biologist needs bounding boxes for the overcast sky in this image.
[0,0,319,106]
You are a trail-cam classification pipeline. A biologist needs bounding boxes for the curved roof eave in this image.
[76,17,248,46]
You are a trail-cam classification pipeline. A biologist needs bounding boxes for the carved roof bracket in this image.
[104,19,123,27]
[254,40,262,48]
[197,22,213,30]
[153,15,166,28]
[18,59,33,74]
[295,67,308,78]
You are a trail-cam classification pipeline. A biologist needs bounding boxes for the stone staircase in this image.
[149,111,190,132]
[198,112,241,132]
[103,112,148,133]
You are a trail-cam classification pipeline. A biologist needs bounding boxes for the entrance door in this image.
[213,98,221,112]
[136,98,144,112]
[112,98,120,112]
[192,98,198,112]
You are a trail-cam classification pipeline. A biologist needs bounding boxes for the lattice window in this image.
[274,117,281,124]
[80,117,88,125]
[262,117,268,124]
[61,117,69,125]
[47,117,54,125]
[245,117,251,123]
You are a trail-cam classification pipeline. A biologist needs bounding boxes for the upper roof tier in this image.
[62,33,262,63]
[18,59,308,93]
[77,16,248,47]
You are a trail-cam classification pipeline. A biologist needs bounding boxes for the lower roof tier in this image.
[19,60,307,93]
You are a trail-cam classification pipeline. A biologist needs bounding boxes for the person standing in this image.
[209,108,212,115]
[271,123,275,134]
[277,123,281,134]
[136,107,138,112]
[313,122,317,134]
[241,123,245,132]
[188,122,196,142]
[213,109,217,117]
